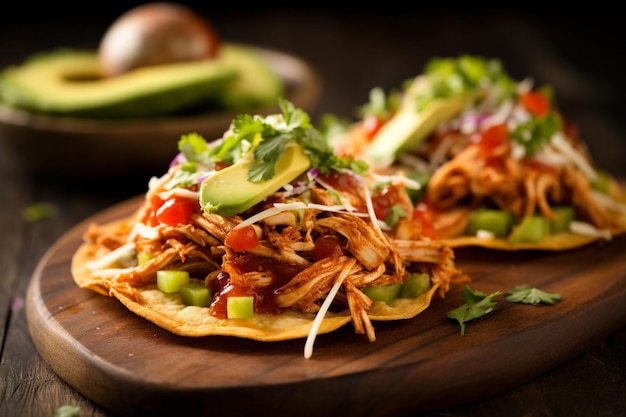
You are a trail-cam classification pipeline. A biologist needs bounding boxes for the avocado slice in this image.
[364,92,466,168]
[0,44,282,118]
[217,44,284,109]
[200,143,311,217]
[363,55,516,169]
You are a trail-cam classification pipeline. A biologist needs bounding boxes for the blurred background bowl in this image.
[0,45,321,177]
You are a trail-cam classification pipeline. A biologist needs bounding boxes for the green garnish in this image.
[54,404,80,417]
[177,98,368,184]
[448,284,562,335]
[506,284,562,305]
[417,55,517,111]
[22,202,58,222]
[447,285,501,336]
[510,111,562,157]
[385,205,407,227]
[357,86,401,120]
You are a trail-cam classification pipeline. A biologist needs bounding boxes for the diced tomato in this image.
[412,203,440,240]
[362,114,385,141]
[371,183,410,223]
[313,236,344,260]
[477,124,508,154]
[225,225,259,252]
[520,91,550,117]
[155,196,199,226]
[213,161,231,171]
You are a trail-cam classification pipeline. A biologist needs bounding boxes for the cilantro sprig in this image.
[174,98,368,185]
[505,284,562,305]
[510,111,562,157]
[223,98,368,182]
[447,286,501,336]
[447,284,562,335]
[417,55,517,111]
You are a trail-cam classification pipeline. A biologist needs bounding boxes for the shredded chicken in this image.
[83,164,468,343]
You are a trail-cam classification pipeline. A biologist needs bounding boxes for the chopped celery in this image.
[137,252,153,267]
[180,282,212,307]
[466,208,514,238]
[508,215,550,244]
[550,206,575,233]
[363,283,402,305]
[400,273,431,298]
[156,270,190,293]
[227,296,254,319]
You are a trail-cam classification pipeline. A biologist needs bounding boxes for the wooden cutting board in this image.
[26,196,626,417]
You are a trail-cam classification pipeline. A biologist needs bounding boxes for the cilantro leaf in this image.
[506,284,562,305]
[510,111,562,157]
[22,202,58,222]
[357,86,400,120]
[385,205,406,227]
[246,97,368,182]
[175,98,369,185]
[178,133,212,166]
[417,55,517,111]
[447,285,501,335]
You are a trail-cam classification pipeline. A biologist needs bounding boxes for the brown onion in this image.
[98,2,221,77]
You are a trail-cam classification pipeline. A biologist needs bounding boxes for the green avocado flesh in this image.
[364,96,467,168]
[0,44,282,118]
[216,44,284,109]
[200,144,311,217]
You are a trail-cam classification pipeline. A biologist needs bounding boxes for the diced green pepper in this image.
[363,283,402,305]
[508,215,550,244]
[156,270,190,293]
[466,208,514,238]
[400,273,431,298]
[227,296,254,319]
[179,282,212,307]
[549,206,575,233]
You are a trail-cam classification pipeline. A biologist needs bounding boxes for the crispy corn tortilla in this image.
[445,232,602,251]
[71,217,440,341]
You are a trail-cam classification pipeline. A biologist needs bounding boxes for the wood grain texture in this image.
[26,197,626,417]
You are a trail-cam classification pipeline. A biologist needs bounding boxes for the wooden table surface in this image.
[1,5,625,417]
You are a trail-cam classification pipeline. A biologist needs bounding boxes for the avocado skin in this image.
[0,44,283,118]
[200,144,311,217]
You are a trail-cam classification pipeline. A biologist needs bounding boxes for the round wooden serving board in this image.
[26,197,626,417]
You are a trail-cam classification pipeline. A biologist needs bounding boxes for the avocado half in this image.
[0,43,284,118]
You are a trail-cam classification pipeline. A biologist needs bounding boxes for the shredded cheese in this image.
[158,187,200,201]
[591,190,626,214]
[304,259,355,359]
[233,202,369,230]
[89,267,136,278]
[570,221,612,240]
[550,133,598,182]
[86,242,136,271]
[476,230,495,239]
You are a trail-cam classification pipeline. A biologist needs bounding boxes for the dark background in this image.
[2,3,624,180]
